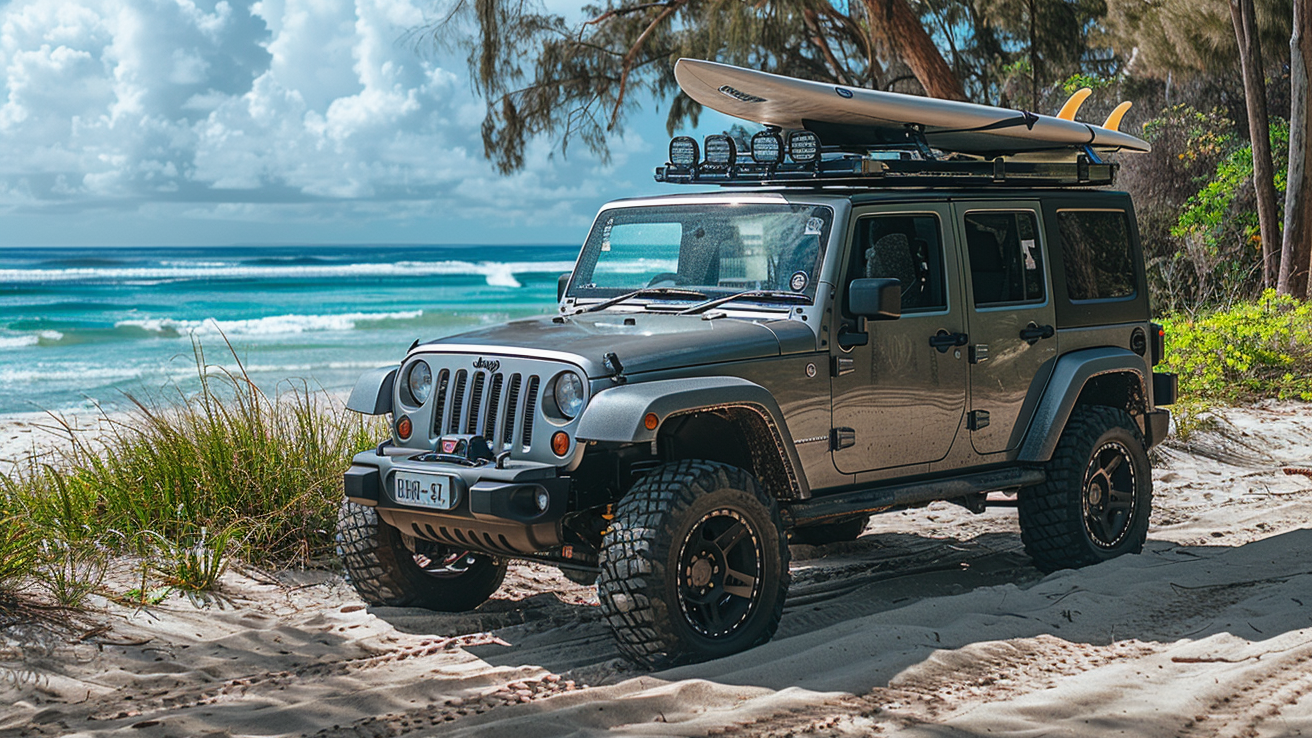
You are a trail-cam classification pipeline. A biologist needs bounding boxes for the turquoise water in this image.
[0,245,575,415]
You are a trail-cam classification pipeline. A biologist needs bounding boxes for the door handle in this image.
[1019,323,1055,344]
[929,330,968,353]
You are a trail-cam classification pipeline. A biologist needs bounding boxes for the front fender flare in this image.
[576,377,808,498]
[1018,347,1148,462]
[346,366,397,415]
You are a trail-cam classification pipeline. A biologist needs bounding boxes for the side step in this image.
[787,467,1045,526]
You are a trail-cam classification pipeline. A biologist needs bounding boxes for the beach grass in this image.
[0,340,382,603]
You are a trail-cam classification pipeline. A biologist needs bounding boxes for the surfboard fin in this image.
[1102,101,1132,132]
[1057,88,1092,121]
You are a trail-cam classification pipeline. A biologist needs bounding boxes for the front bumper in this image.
[345,446,570,556]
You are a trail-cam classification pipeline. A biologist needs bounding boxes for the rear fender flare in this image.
[1018,348,1148,462]
[576,377,808,498]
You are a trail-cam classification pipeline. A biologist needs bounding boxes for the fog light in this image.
[643,412,659,431]
[535,489,550,513]
[551,431,570,456]
[396,415,412,440]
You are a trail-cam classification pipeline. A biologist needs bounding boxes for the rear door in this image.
[831,204,968,474]
[954,201,1058,455]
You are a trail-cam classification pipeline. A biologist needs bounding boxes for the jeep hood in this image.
[420,313,817,378]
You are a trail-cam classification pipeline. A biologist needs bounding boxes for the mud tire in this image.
[790,515,869,546]
[598,460,789,669]
[1019,406,1152,573]
[335,500,506,611]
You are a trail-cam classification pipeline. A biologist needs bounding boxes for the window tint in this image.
[854,214,947,312]
[1058,210,1136,301]
[964,212,1045,307]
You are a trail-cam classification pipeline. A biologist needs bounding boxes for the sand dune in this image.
[2,401,1311,737]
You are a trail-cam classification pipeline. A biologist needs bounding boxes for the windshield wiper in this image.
[677,290,812,315]
[577,287,708,314]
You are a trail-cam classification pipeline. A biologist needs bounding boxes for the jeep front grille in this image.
[430,366,543,452]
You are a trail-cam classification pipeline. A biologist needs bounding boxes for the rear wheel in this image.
[336,501,506,611]
[1019,406,1152,573]
[598,461,789,668]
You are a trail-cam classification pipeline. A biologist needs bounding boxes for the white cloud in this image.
[0,0,653,243]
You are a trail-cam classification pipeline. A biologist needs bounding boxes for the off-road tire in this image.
[790,515,869,546]
[1019,406,1152,573]
[336,500,506,611]
[598,461,789,669]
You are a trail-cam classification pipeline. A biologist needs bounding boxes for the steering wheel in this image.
[646,272,679,287]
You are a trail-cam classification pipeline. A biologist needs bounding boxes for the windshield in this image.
[568,203,834,306]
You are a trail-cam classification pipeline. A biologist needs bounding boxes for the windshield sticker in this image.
[790,271,809,292]
[804,217,824,235]
[1021,239,1037,270]
[601,218,614,251]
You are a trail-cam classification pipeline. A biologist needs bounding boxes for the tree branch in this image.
[610,0,687,129]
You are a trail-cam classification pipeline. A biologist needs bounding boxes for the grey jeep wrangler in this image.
[337,131,1176,667]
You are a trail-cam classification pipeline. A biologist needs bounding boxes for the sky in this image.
[0,0,735,247]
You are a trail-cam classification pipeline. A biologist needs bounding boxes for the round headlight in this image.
[406,361,432,405]
[552,373,585,419]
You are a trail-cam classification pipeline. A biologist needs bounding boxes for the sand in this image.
[1,401,1310,737]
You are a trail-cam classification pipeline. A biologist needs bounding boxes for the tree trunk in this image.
[1279,0,1312,298]
[1231,0,1282,290]
[862,0,967,101]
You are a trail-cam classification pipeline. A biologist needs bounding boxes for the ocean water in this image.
[0,244,575,416]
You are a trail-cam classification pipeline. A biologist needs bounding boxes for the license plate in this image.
[392,471,457,510]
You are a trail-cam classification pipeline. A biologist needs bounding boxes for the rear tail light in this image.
[1150,322,1166,366]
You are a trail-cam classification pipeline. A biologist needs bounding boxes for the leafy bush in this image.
[1161,293,1312,435]
[1,343,382,580]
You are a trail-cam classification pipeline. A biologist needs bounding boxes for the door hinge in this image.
[831,427,856,450]
[968,410,991,430]
[831,356,855,377]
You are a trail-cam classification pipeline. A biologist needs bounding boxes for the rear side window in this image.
[964,211,1045,307]
[1058,210,1136,301]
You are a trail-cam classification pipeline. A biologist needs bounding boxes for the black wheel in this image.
[1019,406,1152,573]
[598,461,789,668]
[790,515,869,546]
[335,500,506,611]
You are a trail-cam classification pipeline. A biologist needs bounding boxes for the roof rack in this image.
[653,132,1118,188]
[656,155,1117,188]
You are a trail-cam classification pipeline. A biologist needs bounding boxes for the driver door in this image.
[831,205,968,475]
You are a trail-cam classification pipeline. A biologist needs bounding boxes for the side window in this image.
[1058,210,1136,301]
[964,211,1045,307]
[854,214,948,313]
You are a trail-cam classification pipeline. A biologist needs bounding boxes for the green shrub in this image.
[1161,293,1312,436]
[1,342,383,574]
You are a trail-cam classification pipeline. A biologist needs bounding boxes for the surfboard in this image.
[674,59,1150,156]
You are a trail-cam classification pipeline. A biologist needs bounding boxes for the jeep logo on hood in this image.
[473,357,501,373]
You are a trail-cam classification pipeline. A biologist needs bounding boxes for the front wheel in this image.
[1019,406,1152,573]
[336,501,506,611]
[598,461,789,668]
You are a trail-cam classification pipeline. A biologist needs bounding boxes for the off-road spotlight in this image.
[703,134,736,166]
[669,136,699,167]
[787,130,821,163]
[750,131,783,164]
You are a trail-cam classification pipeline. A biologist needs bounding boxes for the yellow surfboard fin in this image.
[1102,101,1132,131]
[1057,88,1092,121]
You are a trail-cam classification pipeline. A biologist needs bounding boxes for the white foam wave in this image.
[0,330,64,348]
[0,260,578,288]
[0,360,382,386]
[116,310,424,337]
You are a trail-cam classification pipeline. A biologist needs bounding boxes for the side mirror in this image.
[847,278,902,320]
[558,273,572,301]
